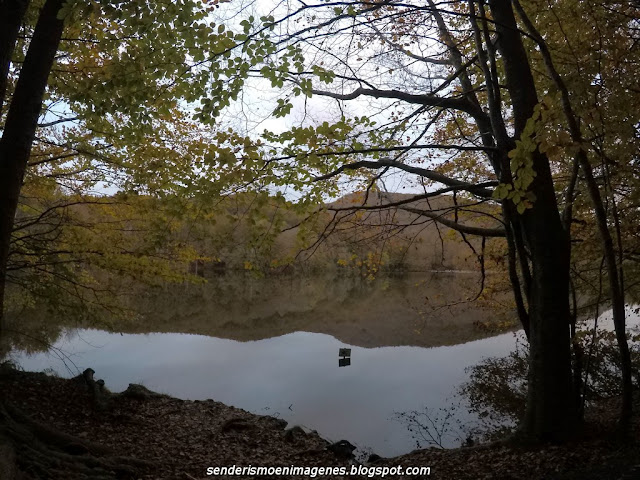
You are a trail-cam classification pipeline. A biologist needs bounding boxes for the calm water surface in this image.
[10,274,633,457]
[12,327,518,457]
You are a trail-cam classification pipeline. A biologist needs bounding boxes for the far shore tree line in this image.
[0,0,639,450]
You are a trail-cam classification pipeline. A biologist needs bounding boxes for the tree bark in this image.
[0,0,65,335]
[512,0,633,428]
[578,152,633,427]
[0,0,30,117]
[488,0,576,440]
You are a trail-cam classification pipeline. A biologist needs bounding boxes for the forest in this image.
[0,0,639,479]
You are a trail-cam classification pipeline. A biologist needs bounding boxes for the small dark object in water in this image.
[339,347,352,367]
[339,357,351,367]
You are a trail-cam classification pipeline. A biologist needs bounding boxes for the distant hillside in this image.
[251,191,506,275]
[53,191,506,279]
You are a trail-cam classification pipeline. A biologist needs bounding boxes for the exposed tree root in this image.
[0,368,153,480]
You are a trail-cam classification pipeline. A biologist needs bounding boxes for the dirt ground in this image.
[1,366,640,479]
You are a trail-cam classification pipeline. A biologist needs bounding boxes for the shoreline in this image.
[1,365,640,479]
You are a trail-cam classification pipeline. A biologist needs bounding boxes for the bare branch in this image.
[314,157,496,197]
[399,205,505,237]
[327,182,499,212]
[37,116,79,128]
[310,86,486,118]
[368,23,453,65]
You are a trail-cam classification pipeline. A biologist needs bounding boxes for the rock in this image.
[327,440,356,459]
[283,425,306,443]
[273,418,288,429]
[367,453,383,463]
[122,384,160,400]
[220,417,254,433]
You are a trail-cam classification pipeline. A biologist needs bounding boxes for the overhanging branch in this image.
[400,205,506,237]
[314,158,496,198]
[327,182,499,212]
[310,86,485,118]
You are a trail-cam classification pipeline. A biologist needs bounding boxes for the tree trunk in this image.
[511,0,633,428]
[0,0,30,117]
[522,194,575,440]
[488,0,576,440]
[0,0,65,335]
[578,152,633,428]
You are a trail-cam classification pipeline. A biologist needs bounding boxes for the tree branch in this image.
[398,205,505,237]
[327,182,499,212]
[314,158,496,197]
[38,116,79,128]
[310,86,485,118]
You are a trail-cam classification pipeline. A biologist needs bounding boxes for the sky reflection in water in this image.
[13,328,519,456]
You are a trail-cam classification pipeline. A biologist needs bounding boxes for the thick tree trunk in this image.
[0,0,65,335]
[0,0,30,116]
[488,0,576,440]
[511,0,633,428]
[522,192,575,439]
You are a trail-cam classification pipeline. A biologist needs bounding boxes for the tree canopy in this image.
[0,0,639,446]
[194,0,640,439]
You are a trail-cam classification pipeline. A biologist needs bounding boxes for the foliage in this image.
[1,0,281,314]
[195,0,640,436]
[461,324,640,427]
[460,336,529,425]
[518,0,640,304]
[1,0,639,446]
[395,403,466,449]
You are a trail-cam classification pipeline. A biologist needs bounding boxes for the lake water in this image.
[11,328,519,457]
[8,273,634,458]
